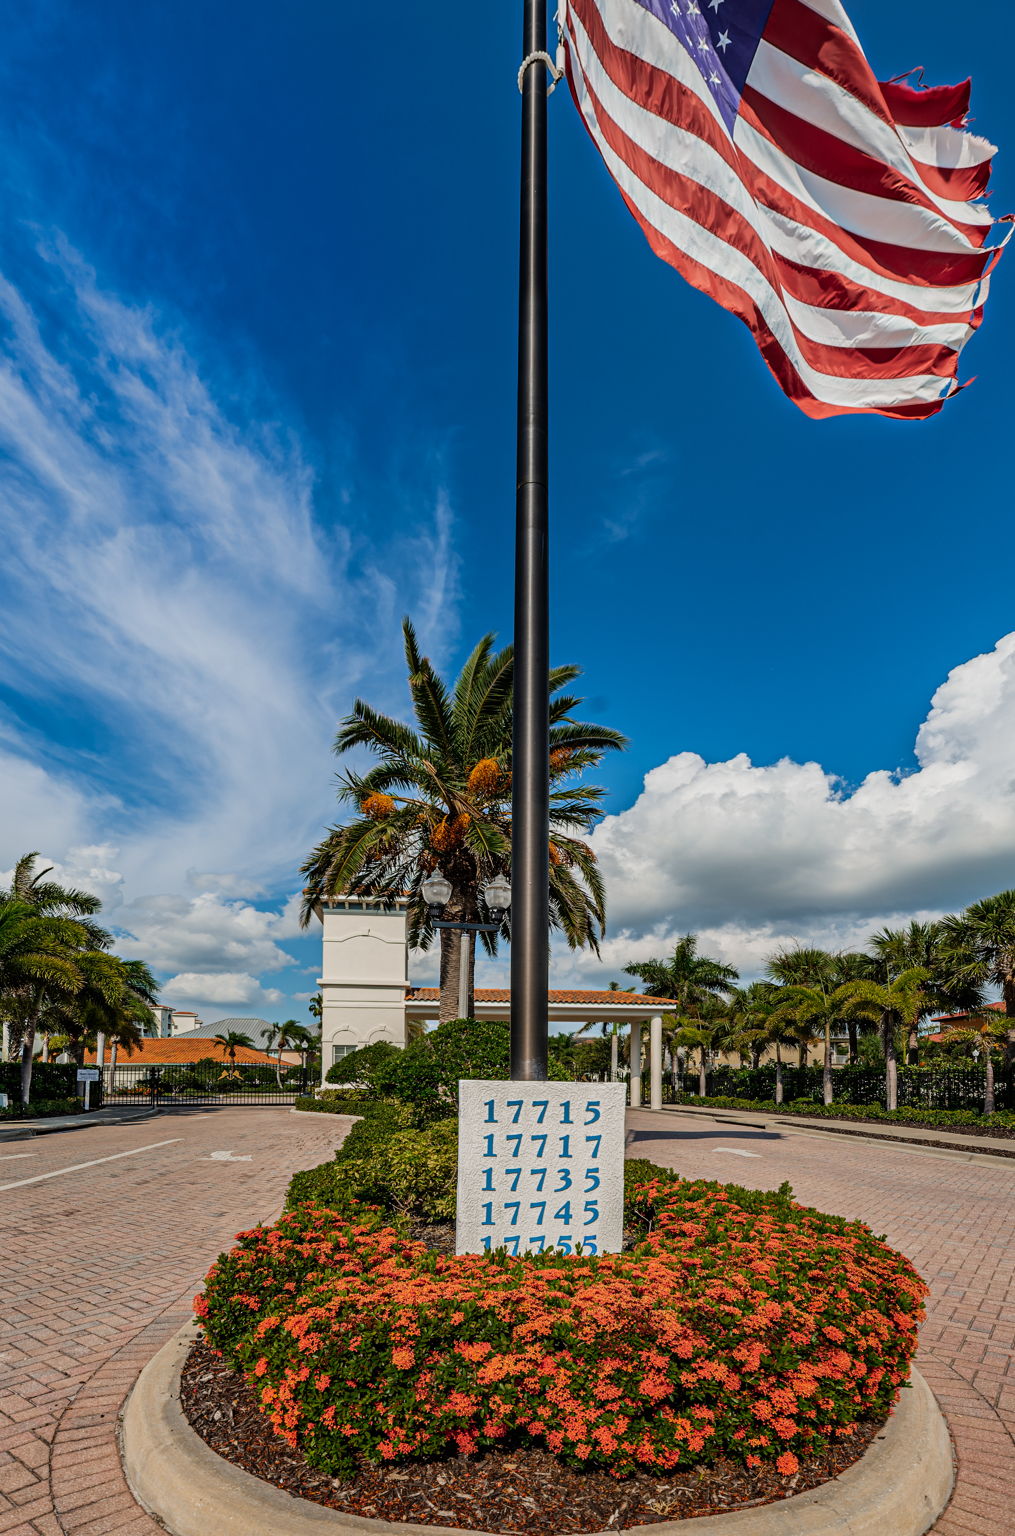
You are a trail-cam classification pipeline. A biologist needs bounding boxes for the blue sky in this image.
[0,0,1013,1019]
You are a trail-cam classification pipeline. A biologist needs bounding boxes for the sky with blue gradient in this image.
[1,0,1013,1022]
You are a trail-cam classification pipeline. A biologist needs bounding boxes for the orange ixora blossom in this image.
[194,1179,926,1482]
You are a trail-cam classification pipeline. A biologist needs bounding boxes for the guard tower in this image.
[316,895,410,1076]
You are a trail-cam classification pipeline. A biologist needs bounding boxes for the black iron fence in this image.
[663,1062,1012,1113]
[102,1061,311,1107]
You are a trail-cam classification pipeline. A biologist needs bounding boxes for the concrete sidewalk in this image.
[655,1100,1015,1161]
[0,1107,159,1142]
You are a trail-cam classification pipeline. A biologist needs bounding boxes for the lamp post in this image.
[422,871,513,1021]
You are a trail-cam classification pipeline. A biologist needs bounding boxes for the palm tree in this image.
[212,1030,255,1064]
[300,621,625,1022]
[625,935,738,1022]
[262,1019,306,1086]
[868,921,975,1065]
[1,854,109,1104]
[53,955,159,1066]
[0,899,88,1104]
[727,981,780,1069]
[837,969,933,1111]
[769,976,861,1106]
[667,1017,718,1097]
[939,1011,1006,1114]
[941,892,1015,1069]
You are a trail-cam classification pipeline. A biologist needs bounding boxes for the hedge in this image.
[672,1094,1015,1132]
[0,1096,82,1121]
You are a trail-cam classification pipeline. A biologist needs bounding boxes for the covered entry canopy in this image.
[405,988,672,1027]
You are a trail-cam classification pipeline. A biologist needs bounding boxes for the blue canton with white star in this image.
[633,0,776,131]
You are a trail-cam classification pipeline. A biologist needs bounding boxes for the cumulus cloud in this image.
[580,633,1015,977]
[114,890,300,976]
[161,972,285,1008]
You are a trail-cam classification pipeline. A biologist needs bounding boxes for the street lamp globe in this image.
[421,869,452,920]
[482,874,512,924]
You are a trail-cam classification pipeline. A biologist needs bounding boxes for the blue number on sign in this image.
[554,1200,573,1224]
[505,1167,522,1191]
[506,1134,523,1158]
[507,1100,524,1124]
[529,1234,546,1252]
[481,1236,492,1251]
[484,1101,497,1123]
[531,1134,547,1158]
[528,1167,547,1191]
[533,1100,548,1123]
[560,1100,573,1124]
[557,1234,573,1254]
[585,1101,601,1124]
[505,1201,521,1227]
[505,1236,520,1256]
[529,1201,546,1226]
[577,1238,598,1255]
[559,1135,572,1158]
[586,1134,602,1158]
[584,1200,599,1225]
[554,1168,572,1193]
[482,1168,495,1192]
[484,1135,497,1157]
[482,1203,495,1226]
[585,1168,600,1191]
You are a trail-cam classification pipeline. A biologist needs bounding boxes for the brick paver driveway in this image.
[629,1108,1015,1536]
[0,1107,349,1535]
[1,1106,1011,1535]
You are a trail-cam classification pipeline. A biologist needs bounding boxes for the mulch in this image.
[181,1339,887,1532]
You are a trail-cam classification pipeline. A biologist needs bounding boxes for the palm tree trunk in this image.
[775,1043,784,1105]
[439,924,469,1023]
[798,1037,807,1071]
[985,1051,996,1115]
[1004,977,1015,1072]
[907,1022,920,1067]
[20,1029,36,1106]
[41,1035,50,1063]
[822,1023,833,1106]
[847,1017,858,1066]
[883,1015,898,1112]
[698,1050,707,1098]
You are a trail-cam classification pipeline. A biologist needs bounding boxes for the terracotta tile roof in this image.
[931,1001,1005,1023]
[405,988,672,1007]
[84,1038,277,1066]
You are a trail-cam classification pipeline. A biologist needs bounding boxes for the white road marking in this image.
[713,1147,762,1158]
[0,1153,37,1161]
[202,1150,252,1162]
[0,1139,183,1191]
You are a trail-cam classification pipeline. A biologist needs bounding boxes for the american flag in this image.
[562,0,1006,419]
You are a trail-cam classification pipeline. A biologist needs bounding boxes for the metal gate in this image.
[102,1061,311,1107]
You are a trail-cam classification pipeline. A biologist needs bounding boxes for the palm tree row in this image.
[624,893,1015,1111]
[0,854,159,1105]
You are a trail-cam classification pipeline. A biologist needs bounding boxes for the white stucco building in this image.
[313,894,669,1105]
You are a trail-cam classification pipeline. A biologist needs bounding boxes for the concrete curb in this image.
[121,1321,954,1536]
[0,1107,161,1140]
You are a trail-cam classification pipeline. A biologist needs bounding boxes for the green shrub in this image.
[325,1041,400,1088]
[0,1096,83,1121]
[287,1110,455,1224]
[198,1179,926,1480]
[371,1017,570,1119]
[294,1089,374,1115]
[673,1094,1015,1131]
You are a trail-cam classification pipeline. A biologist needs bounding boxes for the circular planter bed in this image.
[121,1325,952,1535]
[123,1178,954,1534]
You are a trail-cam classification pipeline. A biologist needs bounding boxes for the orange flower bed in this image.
[195,1179,926,1480]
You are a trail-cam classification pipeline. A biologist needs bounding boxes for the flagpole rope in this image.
[517,50,563,95]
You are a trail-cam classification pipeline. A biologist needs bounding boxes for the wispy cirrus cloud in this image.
[0,237,460,1001]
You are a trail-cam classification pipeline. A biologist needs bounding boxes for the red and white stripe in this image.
[564,0,1006,419]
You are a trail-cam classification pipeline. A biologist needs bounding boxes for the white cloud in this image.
[114,890,300,976]
[0,238,460,985]
[583,633,1015,977]
[161,971,285,1007]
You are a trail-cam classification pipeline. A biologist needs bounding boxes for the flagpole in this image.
[511,0,550,1081]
